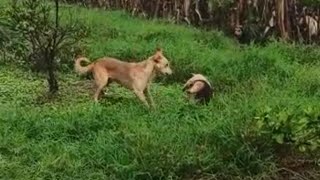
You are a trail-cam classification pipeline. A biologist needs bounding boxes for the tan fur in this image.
[74,48,172,108]
[183,73,211,89]
[74,57,94,74]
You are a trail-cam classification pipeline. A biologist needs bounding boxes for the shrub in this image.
[253,106,320,153]
[3,0,88,92]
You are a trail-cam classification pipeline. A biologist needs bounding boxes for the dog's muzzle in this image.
[166,69,173,75]
[162,67,172,75]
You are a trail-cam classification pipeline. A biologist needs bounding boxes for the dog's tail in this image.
[74,56,94,75]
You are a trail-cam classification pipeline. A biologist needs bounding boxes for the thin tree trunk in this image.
[183,0,191,24]
[47,0,60,94]
[195,0,202,22]
[154,0,160,18]
[175,0,180,22]
[48,59,59,93]
[276,0,289,40]
[284,0,291,39]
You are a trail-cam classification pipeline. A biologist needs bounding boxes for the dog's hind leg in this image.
[93,68,109,102]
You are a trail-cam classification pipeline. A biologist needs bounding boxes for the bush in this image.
[3,0,88,72]
[3,0,88,93]
[252,106,320,153]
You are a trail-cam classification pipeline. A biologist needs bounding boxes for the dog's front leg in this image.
[134,89,150,108]
[145,86,155,108]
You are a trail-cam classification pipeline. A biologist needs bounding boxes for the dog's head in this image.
[152,48,173,75]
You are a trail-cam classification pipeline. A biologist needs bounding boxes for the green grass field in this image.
[1,2,320,180]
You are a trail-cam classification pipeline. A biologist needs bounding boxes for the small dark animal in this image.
[182,74,214,105]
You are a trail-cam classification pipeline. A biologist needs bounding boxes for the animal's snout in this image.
[166,68,173,75]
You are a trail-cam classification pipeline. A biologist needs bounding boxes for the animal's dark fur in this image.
[194,80,213,105]
[183,79,213,105]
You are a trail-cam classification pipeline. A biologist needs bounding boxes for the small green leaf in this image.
[274,134,284,144]
[256,120,264,129]
[278,111,288,123]
[304,107,313,116]
[297,117,308,128]
[265,106,272,113]
[299,145,306,152]
[310,143,318,151]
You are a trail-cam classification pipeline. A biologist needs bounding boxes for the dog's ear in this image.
[153,54,160,63]
[153,51,162,63]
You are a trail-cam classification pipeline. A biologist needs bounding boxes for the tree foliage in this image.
[3,0,88,93]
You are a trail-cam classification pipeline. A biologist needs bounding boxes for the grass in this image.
[1,2,320,180]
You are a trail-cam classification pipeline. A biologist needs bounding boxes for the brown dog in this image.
[74,48,172,108]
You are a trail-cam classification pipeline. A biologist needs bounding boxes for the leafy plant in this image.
[0,11,26,63]
[4,0,87,93]
[254,106,320,152]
